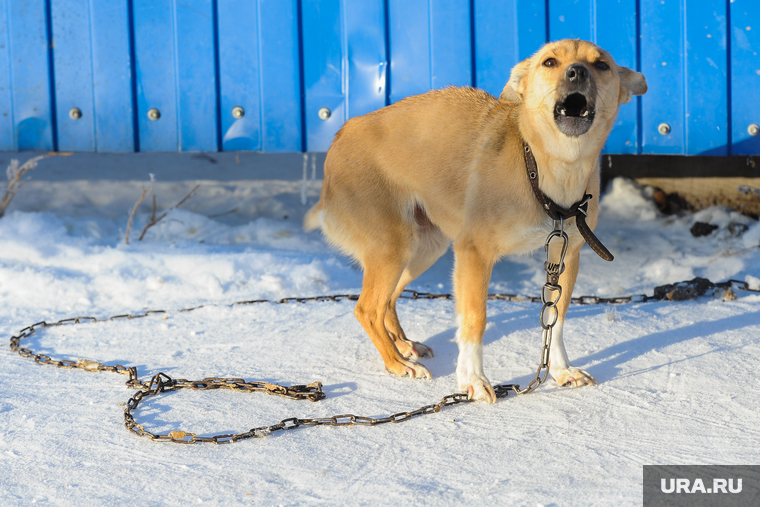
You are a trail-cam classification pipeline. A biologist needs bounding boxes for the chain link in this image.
[8,275,759,444]
[121,373,508,444]
[514,219,567,394]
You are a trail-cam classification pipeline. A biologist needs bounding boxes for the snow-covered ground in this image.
[1,164,759,506]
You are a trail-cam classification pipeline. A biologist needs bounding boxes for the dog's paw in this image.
[385,358,432,380]
[395,339,434,360]
[458,374,496,404]
[551,366,597,387]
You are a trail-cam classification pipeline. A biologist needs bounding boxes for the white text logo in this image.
[661,478,742,494]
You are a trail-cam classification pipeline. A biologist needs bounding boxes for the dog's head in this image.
[502,39,646,140]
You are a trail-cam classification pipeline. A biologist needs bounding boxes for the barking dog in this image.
[305,39,647,402]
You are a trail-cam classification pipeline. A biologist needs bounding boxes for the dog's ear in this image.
[618,67,647,104]
[500,58,532,102]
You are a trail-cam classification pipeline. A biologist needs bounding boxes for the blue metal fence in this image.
[1,0,758,155]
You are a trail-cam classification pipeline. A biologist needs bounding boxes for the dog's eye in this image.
[594,61,610,71]
[543,58,558,68]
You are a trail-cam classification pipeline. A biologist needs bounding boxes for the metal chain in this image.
[515,218,569,394]
[8,276,759,444]
[123,372,518,444]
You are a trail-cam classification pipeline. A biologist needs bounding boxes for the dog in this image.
[304,39,647,402]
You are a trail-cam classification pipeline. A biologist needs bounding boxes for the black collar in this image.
[523,142,614,262]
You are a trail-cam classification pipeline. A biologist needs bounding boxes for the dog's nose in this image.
[566,65,588,84]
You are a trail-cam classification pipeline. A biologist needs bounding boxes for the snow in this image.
[1,167,760,506]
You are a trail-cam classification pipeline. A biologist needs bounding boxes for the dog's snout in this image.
[566,65,588,84]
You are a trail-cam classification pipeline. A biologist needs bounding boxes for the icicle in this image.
[301,152,308,205]
[311,152,317,181]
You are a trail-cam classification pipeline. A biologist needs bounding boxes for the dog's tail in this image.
[303,202,323,232]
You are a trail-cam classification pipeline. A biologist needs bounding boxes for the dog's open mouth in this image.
[554,93,595,136]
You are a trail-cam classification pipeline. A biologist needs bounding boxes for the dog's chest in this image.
[499,217,580,256]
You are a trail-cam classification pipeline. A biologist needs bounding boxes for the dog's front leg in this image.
[549,243,597,387]
[453,240,497,403]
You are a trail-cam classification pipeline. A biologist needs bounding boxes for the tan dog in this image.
[304,39,646,402]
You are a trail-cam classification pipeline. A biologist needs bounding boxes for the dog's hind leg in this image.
[384,220,450,360]
[355,250,433,380]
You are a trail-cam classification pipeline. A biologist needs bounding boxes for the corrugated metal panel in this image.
[2,0,54,151]
[641,0,729,155]
[387,0,430,104]
[343,2,387,119]
[51,0,97,152]
[301,0,345,152]
[640,0,685,154]
[428,0,471,90]
[388,0,471,105]
[684,2,729,156]
[51,0,134,152]
[132,0,179,151]
[217,0,261,152]
[595,0,639,154]
[133,0,217,152]
[0,1,14,150]
[1,1,758,156]
[255,0,303,152]
[88,1,135,152]
[302,0,387,152]
[730,2,760,155]
[474,0,546,98]
[218,0,302,152]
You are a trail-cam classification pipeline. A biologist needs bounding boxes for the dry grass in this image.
[0,152,73,218]
[124,175,200,244]
[124,174,155,244]
[137,184,200,241]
